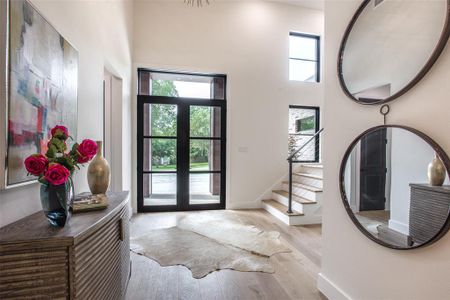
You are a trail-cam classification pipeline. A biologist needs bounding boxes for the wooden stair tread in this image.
[262,200,304,216]
[301,164,323,168]
[272,190,317,204]
[282,181,323,192]
[293,172,322,180]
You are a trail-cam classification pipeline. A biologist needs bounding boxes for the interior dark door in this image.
[137,96,226,212]
[359,128,387,211]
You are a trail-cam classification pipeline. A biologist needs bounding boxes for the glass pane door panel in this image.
[190,140,221,171]
[144,103,177,136]
[190,106,221,138]
[143,138,177,172]
[189,173,221,205]
[143,174,177,206]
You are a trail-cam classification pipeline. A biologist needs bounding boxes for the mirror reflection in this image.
[342,127,450,248]
[341,0,448,104]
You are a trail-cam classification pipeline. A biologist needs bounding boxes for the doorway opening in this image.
[137,69,226,212]
[103,68,123,192]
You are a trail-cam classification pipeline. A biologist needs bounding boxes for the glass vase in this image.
[40,179,74,227]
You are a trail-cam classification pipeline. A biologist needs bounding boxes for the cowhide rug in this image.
[130,211,291,278]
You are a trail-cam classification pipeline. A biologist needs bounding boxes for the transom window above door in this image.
[138,69,226,100]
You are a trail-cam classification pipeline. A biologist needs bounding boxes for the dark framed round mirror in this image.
[340,125,450,249]
[338,0,450,105]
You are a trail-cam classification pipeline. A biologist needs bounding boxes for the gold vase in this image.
[427,153,446,186]
[87,141,111,194]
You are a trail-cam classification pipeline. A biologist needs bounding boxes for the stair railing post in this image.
[287,158,293,214]
[285,128,323,215]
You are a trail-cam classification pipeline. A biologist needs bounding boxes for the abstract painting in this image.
[0,0,78,188]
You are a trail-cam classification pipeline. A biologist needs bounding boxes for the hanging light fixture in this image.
[184,0,210,7]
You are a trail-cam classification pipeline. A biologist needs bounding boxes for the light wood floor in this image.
[126,209,325,300]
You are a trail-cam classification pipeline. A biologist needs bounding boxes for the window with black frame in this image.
[289,32,320,82]
[288,106,320,162]
[137,69,226,212]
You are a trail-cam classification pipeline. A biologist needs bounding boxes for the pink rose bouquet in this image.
[51,125,69,140]
[45,163,71,186]
[24,125,98,186]
[24,154,48,176]
[76,139,98,163]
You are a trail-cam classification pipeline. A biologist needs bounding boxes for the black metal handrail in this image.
[287,128,324,161]
[286,128,324,213]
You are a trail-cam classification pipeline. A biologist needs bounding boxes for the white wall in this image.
[0,0,133,227]
[319,1,450,299]
[132,1,324,212]
[389,128,433,235]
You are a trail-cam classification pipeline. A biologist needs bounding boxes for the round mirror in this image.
[340,126,450,249]
[339,0,450,104]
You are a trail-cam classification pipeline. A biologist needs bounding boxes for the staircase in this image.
[262,163,323,225]
[262,128,324,226]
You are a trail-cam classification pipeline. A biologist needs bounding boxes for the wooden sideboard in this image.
[0,191,130,299]
[409,184,450,245]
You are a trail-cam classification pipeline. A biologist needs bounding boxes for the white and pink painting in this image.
[5,0,78,187]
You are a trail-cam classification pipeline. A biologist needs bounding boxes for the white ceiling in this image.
[143,0,325,11]
[270,0,324,11]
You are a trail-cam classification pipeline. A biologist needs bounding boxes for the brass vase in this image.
[87,141,111,194]
[427,153,446,186]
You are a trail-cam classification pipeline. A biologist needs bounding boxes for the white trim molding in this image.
[388,219,409,236]
[317,273,352,300]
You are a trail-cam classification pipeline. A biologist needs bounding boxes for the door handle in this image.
[119,218,124,241]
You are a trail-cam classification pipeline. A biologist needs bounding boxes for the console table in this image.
[409,184,450,245]
[0,191,130,299]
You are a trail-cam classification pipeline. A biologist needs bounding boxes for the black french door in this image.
[137,95,226,212]
[359,127,386,211]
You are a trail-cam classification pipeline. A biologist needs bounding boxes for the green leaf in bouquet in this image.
[38,176,48,185]
[55,156,75,172]
[49,137,67,153]
[70,143,79,156]
[46,145,57,158]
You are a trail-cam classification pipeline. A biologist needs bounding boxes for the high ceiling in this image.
[271,0,324,11]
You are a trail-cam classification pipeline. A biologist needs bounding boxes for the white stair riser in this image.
[272,192,305,213]
[261,202,291,225]
[299,165,323,177]
[292,175,323,189]
[262,202,322,225]
[272,192,319,215]
[281,183,319,201]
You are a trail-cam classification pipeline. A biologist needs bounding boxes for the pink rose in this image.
[24,154,48,176]
[77,139,98,162]
[76,154,90,164]
[51,125,69,140]
[44,163,70,186]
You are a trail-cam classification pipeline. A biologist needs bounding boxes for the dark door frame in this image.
[137,95,227,212]
[359,127,387,211]
[289,105,320,163]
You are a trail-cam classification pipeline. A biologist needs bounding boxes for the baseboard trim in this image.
[317,273,351,300]
[227,201,262,210]
[388,219,409,235]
